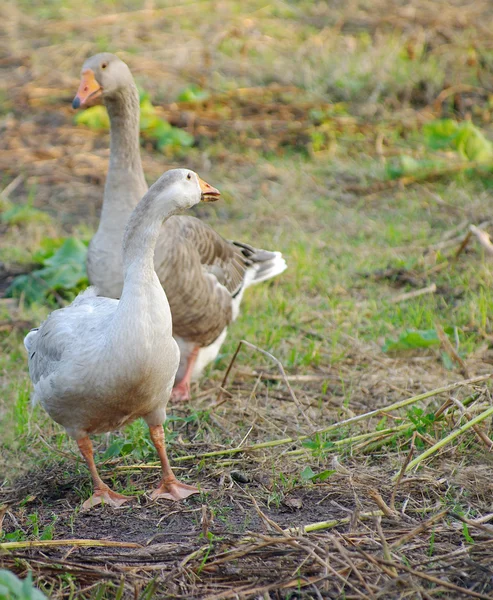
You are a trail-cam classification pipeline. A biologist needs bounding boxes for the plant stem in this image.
[283,510,384,535]
[402,404,493,475]
[0,539,141,550]
[116,374,491,470]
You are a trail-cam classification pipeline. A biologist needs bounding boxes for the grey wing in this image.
[26,288,116,387]
[154,217,248,346]
[154,216,286,347]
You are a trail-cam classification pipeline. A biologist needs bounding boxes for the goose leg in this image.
[77,437,134,509]
[148,425,199,500]
[170,346,199,403]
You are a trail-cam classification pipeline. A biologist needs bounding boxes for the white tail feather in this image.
[245,251,287,289]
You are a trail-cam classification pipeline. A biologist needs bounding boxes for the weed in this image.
[7,238,89,305]
[75,90,194,156]
[1,186,50,227]
[0,569,47,600]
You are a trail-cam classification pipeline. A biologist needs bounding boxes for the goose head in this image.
[150,169,220,212]
[72,53,133,109]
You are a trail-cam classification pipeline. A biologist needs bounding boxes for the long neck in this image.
[121,191,178,284]
[108,191,178,362]
[99,83,148,233]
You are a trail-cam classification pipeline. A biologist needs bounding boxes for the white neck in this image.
[121,188,179,283]
[107,188,180,352]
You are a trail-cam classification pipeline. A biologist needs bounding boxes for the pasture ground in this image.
[2,0,493,597]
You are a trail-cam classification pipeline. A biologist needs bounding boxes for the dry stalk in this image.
[215,340,314,429]
[470,224,493,256]
[454,229,473,260]
[375,517,398,577]
[117,374,493,471]
[0,539,141,550]
[434,323,470,378]
[332,535,376,598]
[390,510,447,549]
[372,555,493,600]
[448,396,493,450]
[294,537,369,600]
[389,283,436,304]
[390,431,416,512]
[0,506,7,536]
[449,512,493,538]
[367,490,398,519]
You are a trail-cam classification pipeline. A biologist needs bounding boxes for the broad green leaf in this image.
[454,122,493,163]
[177,85,210,103]
[383,328,451,353]
[7,237,88,304]
[31,238,66,264]
[300,466,335,482]
[300,466,316,481]
[0,570,23,597]
[312,469,336,482]
[43,238,87,269]
[156,127,194,152]
[386,155,446,180]
[75,88,194,152]
[424,119,493,164]
[423,119,459,150]
[74,105,110,130]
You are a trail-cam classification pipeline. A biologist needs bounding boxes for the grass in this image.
[2,0,493,597]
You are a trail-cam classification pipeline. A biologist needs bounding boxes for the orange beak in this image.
[72,69,103,109]
[199,177,220,202]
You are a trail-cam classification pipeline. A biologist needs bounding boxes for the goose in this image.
[24,169,220,509]
[72,53,287,402]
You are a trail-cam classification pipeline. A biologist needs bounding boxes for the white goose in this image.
[72,53,287,401]
[24,169,220,509]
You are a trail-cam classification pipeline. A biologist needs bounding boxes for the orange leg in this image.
[148,425,199,501]
[77,437,134,510]
[171,346,199,403]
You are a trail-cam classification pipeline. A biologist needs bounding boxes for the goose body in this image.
[73,53,286,400]
[25,169,220,508]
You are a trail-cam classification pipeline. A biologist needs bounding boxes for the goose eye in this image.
[187,173,192,180]
[101,63,107,69]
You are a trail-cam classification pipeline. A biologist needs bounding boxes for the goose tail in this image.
[232,241,287,289]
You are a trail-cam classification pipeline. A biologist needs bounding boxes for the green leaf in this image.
[156,127,194,152]
[103,438,127,459]
[386,155,446,180]
[7,237,88,304]
[74,105,110,130]
[0,570,47,600]
[383,329,440,352]
[0,203,50,226]
[424,119,493,164]
[462,521,474,544]
[31,238,66,264]
[177,85,210,103]
[383,327,458,354]
[300,466,316,481]
[300,466,335,482]
[75,87,194,153]
[0,570,23,597]
[454,122,493,163]
[423,119,459,150]
[43,238,87,268]
[312,469,336,482]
